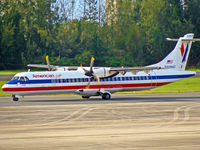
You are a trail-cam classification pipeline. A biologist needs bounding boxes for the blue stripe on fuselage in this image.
[6,74,195,85]
[182,43,189,62]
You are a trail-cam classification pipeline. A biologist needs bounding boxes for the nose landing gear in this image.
[12,95,19,101]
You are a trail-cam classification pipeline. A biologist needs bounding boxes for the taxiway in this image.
[0,93,200,150]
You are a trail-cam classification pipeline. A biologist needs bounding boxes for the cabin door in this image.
[149,71,157,88]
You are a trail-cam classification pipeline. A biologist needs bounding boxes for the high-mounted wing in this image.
[27,64,58,70]
[27,56,59,71]
[28,55,81,71]
[109,66,163,75]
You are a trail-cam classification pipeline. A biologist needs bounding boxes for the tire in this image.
[13,97,19,101]
[12,95,19,101]
[102,93,111,100]
[82,96,90,99]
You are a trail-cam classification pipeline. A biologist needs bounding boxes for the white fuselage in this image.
[2,67,195,96]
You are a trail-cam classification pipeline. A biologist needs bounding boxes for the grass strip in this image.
[0,81,10,96]
[0,70,26,75]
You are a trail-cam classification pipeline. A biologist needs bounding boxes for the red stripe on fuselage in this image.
[2,82,171,92]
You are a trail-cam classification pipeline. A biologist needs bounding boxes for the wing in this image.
[27,64,58,70]
[27,64,81,71]
[109,66,163,75]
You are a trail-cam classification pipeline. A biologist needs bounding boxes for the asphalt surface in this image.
[0,93,200,150]
[0,74,14,81]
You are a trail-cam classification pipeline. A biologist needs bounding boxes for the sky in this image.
[54,0,105,20]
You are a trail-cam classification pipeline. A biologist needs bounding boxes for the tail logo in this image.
[180,43,185,56]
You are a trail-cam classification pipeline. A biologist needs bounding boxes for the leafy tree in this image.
[184,0,200,67]
[0,0,200,69]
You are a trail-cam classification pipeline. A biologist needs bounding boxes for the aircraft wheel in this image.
[102,93,111,100]
[82,96,90,99]
[12,95,19,101]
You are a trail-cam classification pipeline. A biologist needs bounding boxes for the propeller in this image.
[81,57,100,88]
[46,55,51,71]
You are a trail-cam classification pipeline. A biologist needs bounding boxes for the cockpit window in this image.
[12,77,19,80]
[20,77,25,81]
[12,76,29,81]
[25,77,29,81]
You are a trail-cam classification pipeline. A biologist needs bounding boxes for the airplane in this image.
[2,33,200,101]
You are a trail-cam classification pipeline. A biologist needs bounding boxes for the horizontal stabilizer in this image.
[166,38,200,42]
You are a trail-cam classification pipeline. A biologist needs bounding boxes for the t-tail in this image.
[150,33,200,71]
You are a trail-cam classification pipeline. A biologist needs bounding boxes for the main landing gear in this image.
[81,92,111,100]
[102,92,111,100]
[12,95,19,101]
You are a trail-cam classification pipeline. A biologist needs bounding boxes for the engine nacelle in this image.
[75,89,101,96]
[93,68,117,78]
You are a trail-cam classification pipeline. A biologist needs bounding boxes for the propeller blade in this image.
[82,67,89,74]
[80,64,90,74]
[85,77,91,89]
[89,57,95,72]
[93,73,100,83]
[46,55,51,71]
[81,57,99,81]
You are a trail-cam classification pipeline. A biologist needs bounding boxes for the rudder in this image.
[150,33,198,71]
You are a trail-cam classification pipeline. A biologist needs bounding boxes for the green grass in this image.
[0,70,26,74]
[0,77,200,97]
[0,81,11,96]
[186,68,200,72]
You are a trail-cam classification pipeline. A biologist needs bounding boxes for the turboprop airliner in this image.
[2,33,200,101]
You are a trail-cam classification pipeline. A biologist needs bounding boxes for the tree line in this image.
[0,0,200,70]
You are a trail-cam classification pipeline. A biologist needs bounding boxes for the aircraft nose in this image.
[2,84,8,92]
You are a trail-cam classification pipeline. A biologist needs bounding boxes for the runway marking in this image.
[38,106,94,126]
[69,107,96,121]
[157,103,200,127]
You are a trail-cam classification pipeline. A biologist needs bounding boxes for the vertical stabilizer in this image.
[150,33,198,71]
